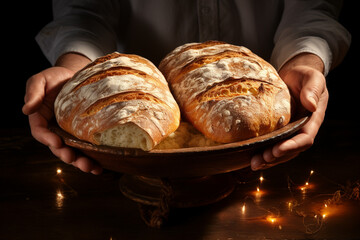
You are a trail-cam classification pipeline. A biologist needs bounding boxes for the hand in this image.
[251,53,329,170]
[23,53,103,174]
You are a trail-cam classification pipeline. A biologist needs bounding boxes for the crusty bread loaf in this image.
[159,41,291,143]
[54,52,181,151]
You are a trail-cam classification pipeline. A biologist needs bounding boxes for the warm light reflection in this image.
[56,168,62,175]
[57,192,63,199]
[266,216,277,224]
[56,190,64,208]
[241,204,246,214]
[288,201,293,211]
[230,168,356,235]
[253,187,265,203]
[299,183,314,193]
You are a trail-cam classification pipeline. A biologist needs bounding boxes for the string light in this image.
[266,216,277,223]
[305,170,314,187]
[254,186,264,203]
[56,168,62,175]
[299,171,315,193]
[235,169,359,235]
[259,176,264,183]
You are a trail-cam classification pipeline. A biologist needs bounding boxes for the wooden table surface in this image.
[1,119,359,240]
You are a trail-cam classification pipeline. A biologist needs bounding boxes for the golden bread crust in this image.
[54,52,180,150]
[159,41,291,143]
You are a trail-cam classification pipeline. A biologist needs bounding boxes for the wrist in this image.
[279,53,325,78]
[55,52,91,72]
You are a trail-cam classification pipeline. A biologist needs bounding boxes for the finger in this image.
[71,155,103,174]
[49,146,76,164]
[273,132,314,157]
[251,151,299,171]
[252,129,315,170]
[260,152,300,170]
[49,141,103,174]
[300,71,326,112]
[254,135,309,167]
[29,113,62,148]
[23,74,46,115]
[263,147,275,162]
[274,88,328,157]
[251,154,267,171]
[302,87,328,134]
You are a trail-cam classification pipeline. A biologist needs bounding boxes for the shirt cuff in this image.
[271,36,332,76]
[53,40,104,64]
[36,26,106,65]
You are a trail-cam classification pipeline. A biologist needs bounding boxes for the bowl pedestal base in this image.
[119,173,236,227]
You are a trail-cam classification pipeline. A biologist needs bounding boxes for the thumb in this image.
[300,70,326,113]
[22,73,46,115]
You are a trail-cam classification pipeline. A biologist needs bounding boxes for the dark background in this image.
[3,1,359,129]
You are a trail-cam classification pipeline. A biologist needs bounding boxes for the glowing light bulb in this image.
[322,214,326,219]
[259,176,264,183]
[253,186,264,202]
[266,216,277,223]
[56,168,62,174]
[310,170,314,175]
[241,204,246,214]
[305,182,309,186]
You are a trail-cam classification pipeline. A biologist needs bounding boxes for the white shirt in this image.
[36,0,351,75]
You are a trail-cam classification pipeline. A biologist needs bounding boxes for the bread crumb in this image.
[155,122,219,149]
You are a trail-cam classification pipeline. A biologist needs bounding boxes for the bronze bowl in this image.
[50,116,308,178]
[50,115,309,227]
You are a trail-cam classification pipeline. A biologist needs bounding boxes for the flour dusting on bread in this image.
[55,52,180,151]
[159,41,291,143]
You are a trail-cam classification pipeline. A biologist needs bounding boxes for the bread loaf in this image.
[54,52,181,151]
[159,41,291,143]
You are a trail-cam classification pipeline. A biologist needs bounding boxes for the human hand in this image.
[23,53,103,174]
[251,53,328,170]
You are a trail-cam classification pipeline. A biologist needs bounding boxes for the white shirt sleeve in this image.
[36,0,120,65]
[270,0,351,76]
